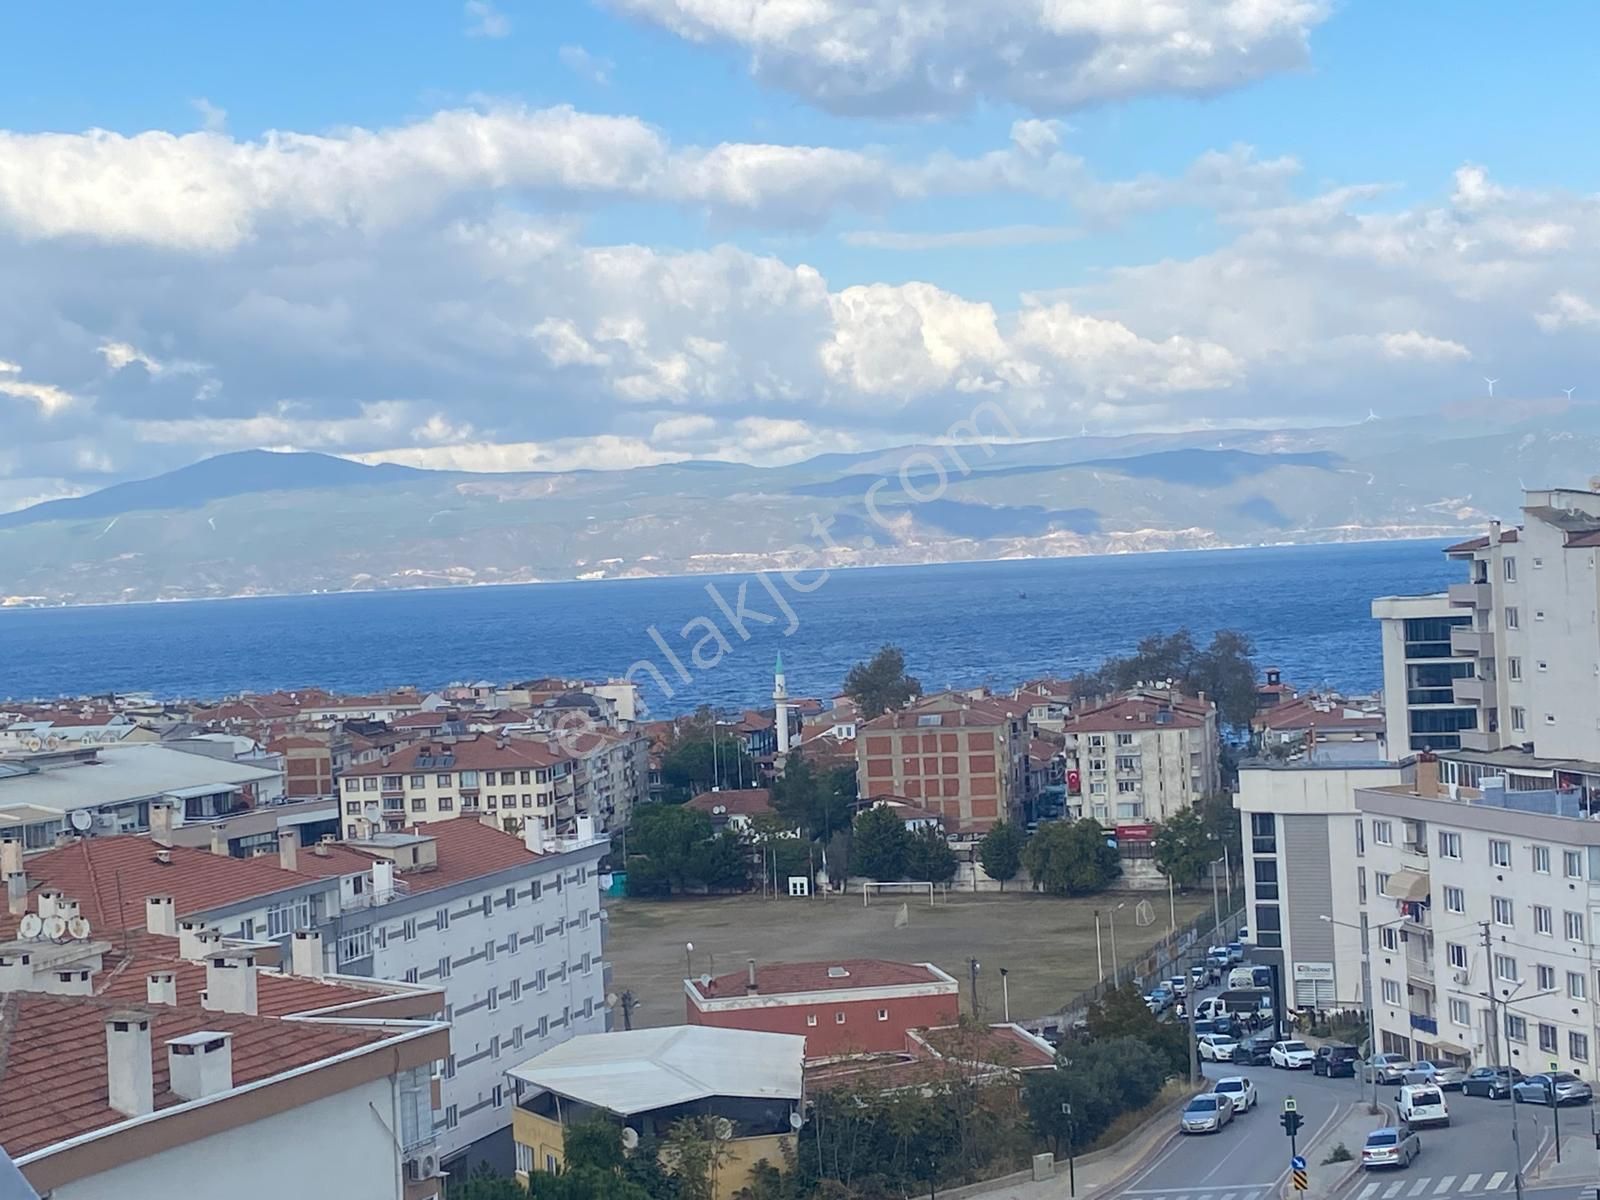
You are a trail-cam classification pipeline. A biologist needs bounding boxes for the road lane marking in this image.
[1434,1177,1456,1194]
[1486,1173,1507,1191]
[1383,1183,1405,1198]
[1463,1175,1481,1192]
[1407,1182,1428,1197]
[1356,1184,1379,1200]
[1219,1192,1236,1200]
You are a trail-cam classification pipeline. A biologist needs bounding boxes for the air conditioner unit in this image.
[1453,970,1470,984]
[405,1150,440,1181]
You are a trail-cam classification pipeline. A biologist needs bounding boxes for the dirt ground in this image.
[602,888,1218,1027]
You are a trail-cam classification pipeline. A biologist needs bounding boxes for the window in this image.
[1382,979,1402,1005]
[1505,1014,1528,1043]
[1505,607,1520,629]
[344,777,359,792]
[485,937,496,963]
[410,798,426,812]
[1533,845,1551,873]
[530,880,542,901]
[487,987,499,1012]
[1375,872,1391,898]
[438,796,454,812]
[834,1012,846,1024]
[409,774,425,788]
[1438,831,1461,859]
[1566,911,1585,942]
[1536,610,1547,622]
[1566,850,1585,880]
[1573,1032,1590,1063]
[436,773,452,787]
[1538,964,1557,990]
[1444,886,1465,913]
[806,1014,817,1027]
[1374,820,1394,846]
[403,966,419,984]
[516,1142,534,1176]
[1357,867,1367,903]
[1492,896,1514,927]
[1447,942,1468,970]
[505,885,517,908]
[438,956,451,980]
[1116,755,1139,771]
[362,777,378,791]
[1539,1023,1558,1053]
[1490,839,1511,868]
[338,926,373,963]
[1569,971,1587,1000]
[534,968,546,992]
[1495,954,1519,982]
[1512,707,1527,732]
[266,896,312,938]
[403,917,416,941]
[1535,905,1553,935]
[1355,819,1365,856]
[877,1008,890,1021]
[1449,997,1472,1027]
[1090,781,1107,795]
[345,800,361,815]
[1508,656,1523,681]
[1116,733,1133,747]
[443,1105,458,1131]
[460,770,479,786]
[1379,926,1399,951]
[1117,780,1138,794]
[1254,859,1279,900]
[1538,660,1550,673]
[437,907,450,930]
[1505,556,1517,581]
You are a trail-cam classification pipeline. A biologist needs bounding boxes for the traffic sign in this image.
[1291,1156,1307,1171]
[1283,1097,1298,1112]
[1292,1169,1309,1192]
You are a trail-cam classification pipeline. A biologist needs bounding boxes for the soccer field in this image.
[602,889,1219,1027]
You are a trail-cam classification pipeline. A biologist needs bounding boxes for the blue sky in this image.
[0,1,1597,509]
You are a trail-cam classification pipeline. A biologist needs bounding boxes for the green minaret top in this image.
[775,651,785,676]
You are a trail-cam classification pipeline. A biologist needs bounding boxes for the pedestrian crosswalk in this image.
[1121,1188,1278,1200]
[1354,1172,1512,1198]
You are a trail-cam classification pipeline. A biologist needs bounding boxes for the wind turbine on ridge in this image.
[1563,386,1577,401]
[1484,377,1499,398]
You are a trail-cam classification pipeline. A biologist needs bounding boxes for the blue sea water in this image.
[0,541,1456,711]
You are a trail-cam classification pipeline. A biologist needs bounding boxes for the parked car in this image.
[1180,1093,1235,1134]
[1150,984,1175,1007]
[1271,1040,1317,1069]
[1237,926,1249,941]
[1198,1034,1239,1062]
[1212,1076,1258,1112]
[1169,976,1188,998]
[1363,1054,1411,1084]
[1190,964,1211,988]
[1234,1034,1277,1066]
[1227,942,1245,963]
[1362,1125,1421,1170]
[1313,1043,1360,1078]
[1397,1084,1450,1127]
[1513,1073,1594,1106]
[1208,946,1231,968]
[1462,1067,1524,1099]
[1403,1061,1468,1090]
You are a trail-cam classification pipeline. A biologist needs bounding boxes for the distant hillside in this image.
[0,421,1588,606]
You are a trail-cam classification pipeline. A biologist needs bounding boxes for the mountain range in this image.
[2,413,1595,606]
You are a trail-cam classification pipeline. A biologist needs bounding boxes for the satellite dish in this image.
[620,1127,640,1151]
[699,974,712,987]
[69,810,94,833]
[42,915,67,942]
[789,1111,805,1130]
[713,1118,734,1141]
[18,913,42,939]
[68,916,92,941]
[23,737,41,752]
[44,735,61,750]
[606,992,620,1009]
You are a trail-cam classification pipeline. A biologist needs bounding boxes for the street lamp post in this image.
[1109,902,1125,980]
[1321,913,1406,1114]
[1000,967,1011,1023]
[1094,909,1105,982]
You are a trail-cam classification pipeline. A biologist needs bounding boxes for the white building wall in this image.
[1519,519,1600,761]
[48,1077,410,1200]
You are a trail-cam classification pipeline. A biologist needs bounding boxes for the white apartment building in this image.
[1237,758,1407,1008]
[1358,758,1600,1076]
[1372,593,1476,753]
[339,737,577,835]
[1061,692,1220,827]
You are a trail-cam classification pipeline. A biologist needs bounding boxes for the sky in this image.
[1,1,1599,512]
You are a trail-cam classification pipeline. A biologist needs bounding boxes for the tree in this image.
[564,1118,626,1173]
[978,821,1023,891]
[1022,819,1120,895]
[663,1116,734,1200]
[852,806,910,881]
[451,1164,527,1200]
[903,825,958,884]
[691,831,752,892]
[771,754,855,841]
[1066,627,1259,729]
[627,804,714,894]
[661,737,757,802]
[1189,629,1260,730]
[1025,1036,1168,1152]
[843,644,922,719]
[1152,807,1212,887]
[1086,984,1188,1075]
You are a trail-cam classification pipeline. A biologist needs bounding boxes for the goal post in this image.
[862,881,937,907]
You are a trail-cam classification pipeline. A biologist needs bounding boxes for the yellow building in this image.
[506,1026,805,1200]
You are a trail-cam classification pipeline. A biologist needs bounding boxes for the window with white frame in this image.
[1494,953,1518,982]
[1538,964,1557,990]
[516,1142,534,1175]
[1535,904,1554,935]
[1506,606,1520,629]
[266,896,312,938]
[1444,886,1466,914]
[1492,896,1514,927]
[1508,656,1523,681]
[1379,926,1399,951]
[1506,1013,1527,1042]
[1382,978,1402,1005]
[1438,831,1462,859]
[1532,845,1551,873]
[1566,850,1585,880]
[1539,1023,1558,1053]
[1566,911,1585,942]
[1505,556,1517,581]
[1490,839,1512,868]
[337,926,373,964]
[1573,1032,1590,1063]
[1570,971,1588,1000]
[1449,997,1472,1027]
[1374,820,1393,846]
[1447,942,1468,970]
[1376,871,1391,896]
[1512,707,1527,732]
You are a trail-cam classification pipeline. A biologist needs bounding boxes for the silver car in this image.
[1404,1060,1468,1090]
[1363,1053,1410,1084]
[1512,1073,1594,1106]
[1181,1093,1235,1134]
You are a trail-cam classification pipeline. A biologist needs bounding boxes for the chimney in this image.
[277,827,299,873]
[314,833,334,857]
[523,822,546,854]
[1416,750,1441,798]
[210,823,231,858]
[0,837,21,882]
[146,895,177,937]
[56,896,81,923]
[6,872,26,917]
[167,1031,234,1101]
[178,919,210,961]
[746,958,758,995]
[291,929,325,979]
[0,950,34,992]
[37,889,62,920]
[106,1011,155,1118]
[372,860,395,904]
[147,971,178,1006]
[149,800,176,847]
[203,954,259,1015]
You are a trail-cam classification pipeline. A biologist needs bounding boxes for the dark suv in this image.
[1234,1034,1276,1066]
[1313,1042,1360,1078]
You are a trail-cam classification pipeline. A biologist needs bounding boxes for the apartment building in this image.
[269,734,337,799]
[1358,757,1600,1075]
[526,726,649,833]
[856,698,1029,834]
[1061,692,1220,827]
[339,736,577,835]
[1372,592,1477,753]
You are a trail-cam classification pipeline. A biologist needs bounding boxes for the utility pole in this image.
[1484,920,1526,1200]
[1094,910,1104,982]
[1000,967,1011,1023]
[1188,968,1201,1084]
[619,990,636,1030]
[969,958,982,1018]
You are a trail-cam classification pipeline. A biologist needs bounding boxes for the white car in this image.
[1212,1076,1258,1113]
[1198,1034,1239,1062]
[1397,1084,1450,1128]
[1270,1039,1316,1069]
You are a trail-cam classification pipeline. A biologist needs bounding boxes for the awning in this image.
[1430,1039,1472,1057]
[1384,868,1431,901]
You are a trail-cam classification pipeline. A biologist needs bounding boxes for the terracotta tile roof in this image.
[1445,528,1520,553]
[695,959,951,1000]
[1567,530,1600,548]
[1260,696,1385,733]
[913,1024,1055,1070]
[1063,694,1210,733]
[861,708,1011,731]
[266,735,328,751]
[392,711,454,729]
[685,788,773,817]
[0,992,387,1157]
[1028,738,1061,762]
[341,735,567,777]
[287,844,381,879]
[391,818,550,894]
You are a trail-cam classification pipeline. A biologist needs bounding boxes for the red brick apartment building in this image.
[855,698,1028,833]
[685,959,960,1056]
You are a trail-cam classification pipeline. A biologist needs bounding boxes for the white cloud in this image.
[1536,291,1600,332]
[1378,330,1472,362]
[559,44,614,85]
[842,224,1081,251]
[0,359,75,415]
[191,98,228,134]
[464,0,510,38]
[602,0,1330,116]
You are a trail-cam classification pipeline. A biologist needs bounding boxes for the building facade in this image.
[1373,592,1476,753]
[339,737,576,835]
[857,705,1027,834]
[1061,692,1219,827]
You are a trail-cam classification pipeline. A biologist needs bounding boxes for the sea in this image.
[0,540,1457,712]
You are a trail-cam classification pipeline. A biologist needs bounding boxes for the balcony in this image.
[1405,951,1435,986]
[1451,627,1495,658]
[1453,675,1498,706]
[1401,843,1430,874]
[1458,728,1499,752]
[1409,1011,1439,1036]
[1448,581,1493,610]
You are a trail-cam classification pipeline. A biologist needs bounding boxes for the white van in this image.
[1227,967,1257,990]
[1397,1084,1450,1127]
